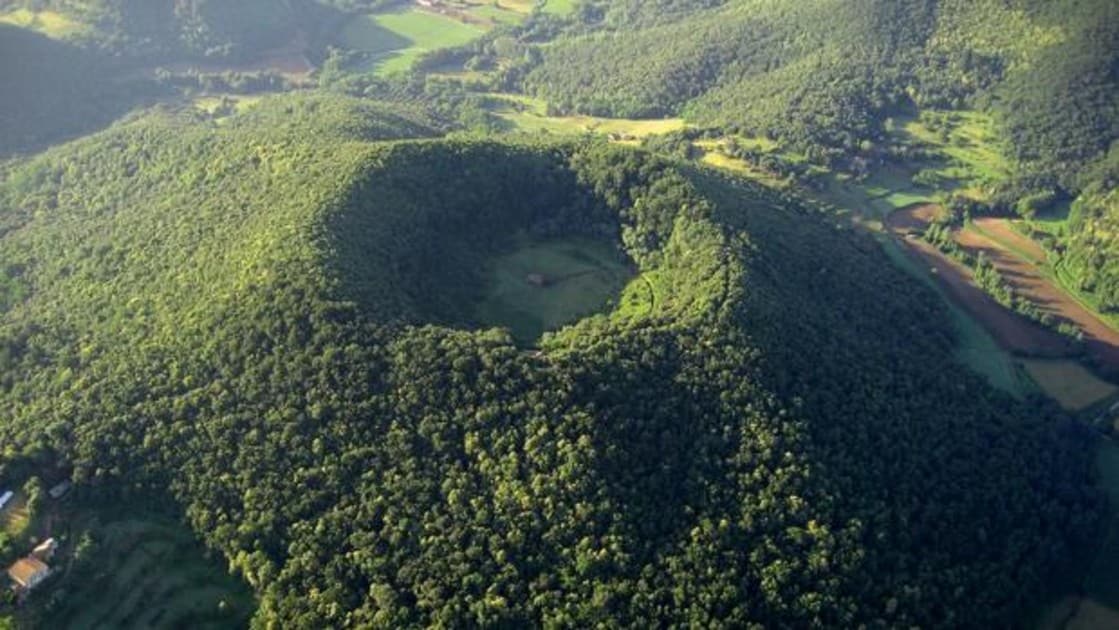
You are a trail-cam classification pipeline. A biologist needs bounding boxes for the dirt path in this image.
[957,223,1119,371]
[885,206,1075,358]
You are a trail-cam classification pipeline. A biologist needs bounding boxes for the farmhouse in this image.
[0,490,12,510]
[7,557,50,591]
[32,538,58,562]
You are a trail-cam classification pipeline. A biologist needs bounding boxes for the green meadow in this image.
[339,8,484,75]
[474,237,632,343]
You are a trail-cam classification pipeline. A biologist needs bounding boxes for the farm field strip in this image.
[971,217,1048,264]
[1019,359,1118,411]
[876,235,1032,395]
[884,214,1074,358]
[956,222,1119,370]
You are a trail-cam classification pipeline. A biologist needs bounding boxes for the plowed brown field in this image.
[885,205,1075,358]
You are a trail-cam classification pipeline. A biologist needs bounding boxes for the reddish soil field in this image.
[884,203,944,234]
[972,217,1048,264]
[957,224,1119,371]
[885,206,1076,358]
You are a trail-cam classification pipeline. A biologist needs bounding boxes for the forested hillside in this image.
[0,0,310,59]
[517,0,1116,186]
[501,0,1119,342]
[0,94,1100,627]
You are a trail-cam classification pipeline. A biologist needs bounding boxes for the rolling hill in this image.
[519,0,1116,187]
[0,92,1101,627]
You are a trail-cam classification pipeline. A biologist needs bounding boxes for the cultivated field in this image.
[876,234,1033,396]
[339,8,484,75]
[881,204,1119,406]
[957,222,1119,371]
[973,217,1048,263]
[1020,359,1118,411]
[474,237,631,343]
[884,207,1074,358]
[488,94,686,138]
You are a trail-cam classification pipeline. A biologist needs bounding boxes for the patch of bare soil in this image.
[973,217,1047,264]
[885,205,1075,358]
[958,224,1119,372]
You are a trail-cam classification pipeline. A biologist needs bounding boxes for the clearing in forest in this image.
[487,94,686,138]
[474,237,631,343]
[1019,359,1118,411]
[41,514,254,629]
[339,8,484,75]
[0,491,30,537]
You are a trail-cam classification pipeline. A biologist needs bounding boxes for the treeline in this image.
[0,94,1101,627]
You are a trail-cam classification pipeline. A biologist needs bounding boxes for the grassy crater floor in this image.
[473,236,632,343]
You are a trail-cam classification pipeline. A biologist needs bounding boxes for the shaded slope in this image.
[0,24,162,156]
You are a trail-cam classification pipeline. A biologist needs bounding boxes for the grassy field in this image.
[339,8,484,75]
[894,109,1011,196]
[539,0,577,15]
[38,512,254,629]
[475,237,631,343]
[487,93,686,138]
[1020,359,1118,411]
[0,9,87,39]
[0,491,30,538]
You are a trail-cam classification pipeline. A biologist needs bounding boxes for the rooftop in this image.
[8,557,49,587]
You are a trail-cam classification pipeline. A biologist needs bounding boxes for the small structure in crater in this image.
[526,273,551,288]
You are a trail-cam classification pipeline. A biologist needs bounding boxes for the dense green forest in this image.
[515,0,1116,183]
[0,1,1116,627]
[0,93,1102,626]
